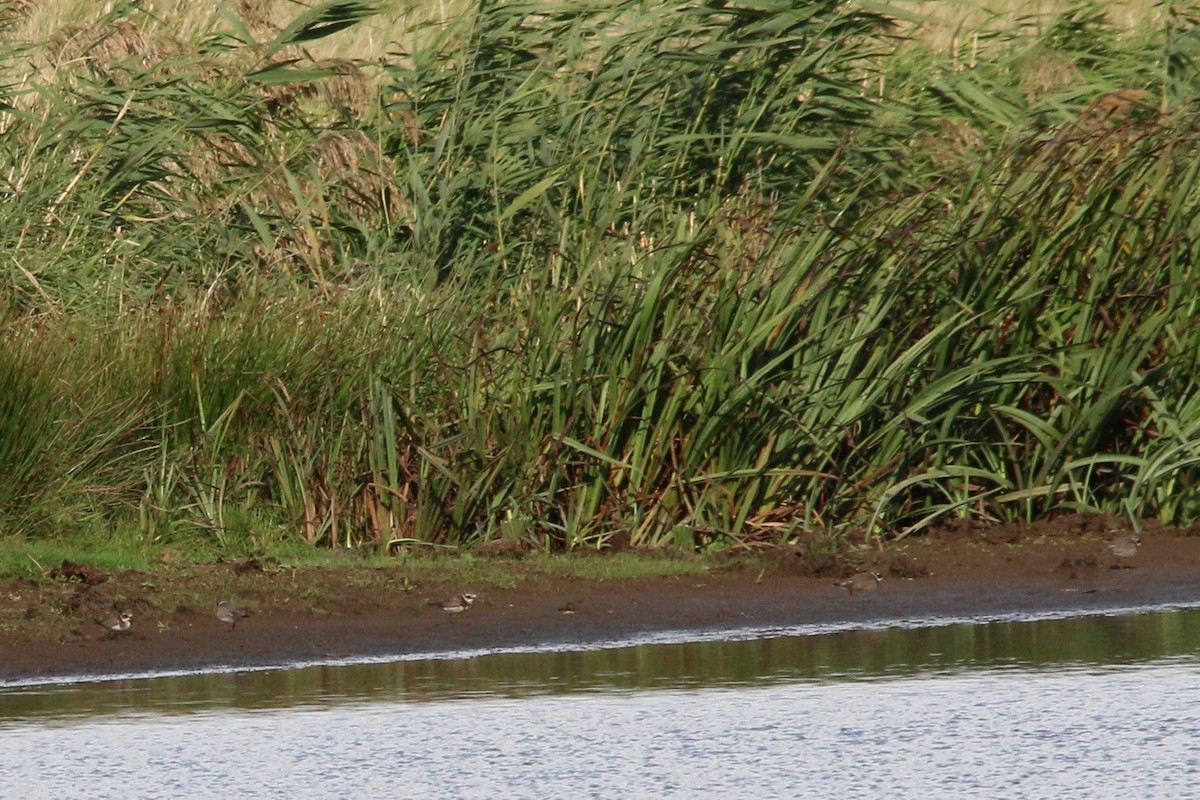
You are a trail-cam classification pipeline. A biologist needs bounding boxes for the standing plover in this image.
[96,611,132,638]
[1107,533,1141,565]
[834,572,883,594]
[215,600,251,630]
[429,593,476,616]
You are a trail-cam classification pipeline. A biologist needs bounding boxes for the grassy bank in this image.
[1,0,1199,566]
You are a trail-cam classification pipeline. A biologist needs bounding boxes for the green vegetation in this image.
[1,0,1199,562]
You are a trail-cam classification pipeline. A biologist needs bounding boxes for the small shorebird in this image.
[834,572,883,595]
[215,600,251,630]
[429,593,476,616]
[96,611,132,638]
[1107,533,1141,565]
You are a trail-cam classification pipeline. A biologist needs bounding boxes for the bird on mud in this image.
[1107,533,1141,566]
[428,593,477,617]
[834,572,883,595]
[96,611,133,638]
[215,600,251,630]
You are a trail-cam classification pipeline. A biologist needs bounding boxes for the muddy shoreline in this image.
[3,520,1200,684]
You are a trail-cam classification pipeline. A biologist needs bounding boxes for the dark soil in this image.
[3,514,1200,683]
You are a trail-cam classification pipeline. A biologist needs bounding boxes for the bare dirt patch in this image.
[3,514,1200,682]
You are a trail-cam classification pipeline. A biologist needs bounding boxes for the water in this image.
[3,608,1200,799]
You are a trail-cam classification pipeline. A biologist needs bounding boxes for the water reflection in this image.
[3,606,1200,726]
[3,660,1199,800]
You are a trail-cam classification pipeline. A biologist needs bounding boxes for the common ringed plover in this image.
[429,593,477,616]
[1107,533,1141,565]
[215,600,251,630]
[834,571,883,595]
[96,611,132,638]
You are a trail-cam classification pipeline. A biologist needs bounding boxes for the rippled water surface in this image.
[3,608,1200,799]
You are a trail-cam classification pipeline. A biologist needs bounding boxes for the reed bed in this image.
[1,0,1198,555]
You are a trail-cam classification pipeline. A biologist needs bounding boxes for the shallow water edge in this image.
[6,595,1200,690]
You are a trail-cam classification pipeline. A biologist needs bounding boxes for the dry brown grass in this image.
[898,0,1165,52]
[2,0,1170,86]
[5,0,415,56]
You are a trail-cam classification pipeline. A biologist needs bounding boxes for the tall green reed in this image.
[1,0,1199,552]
